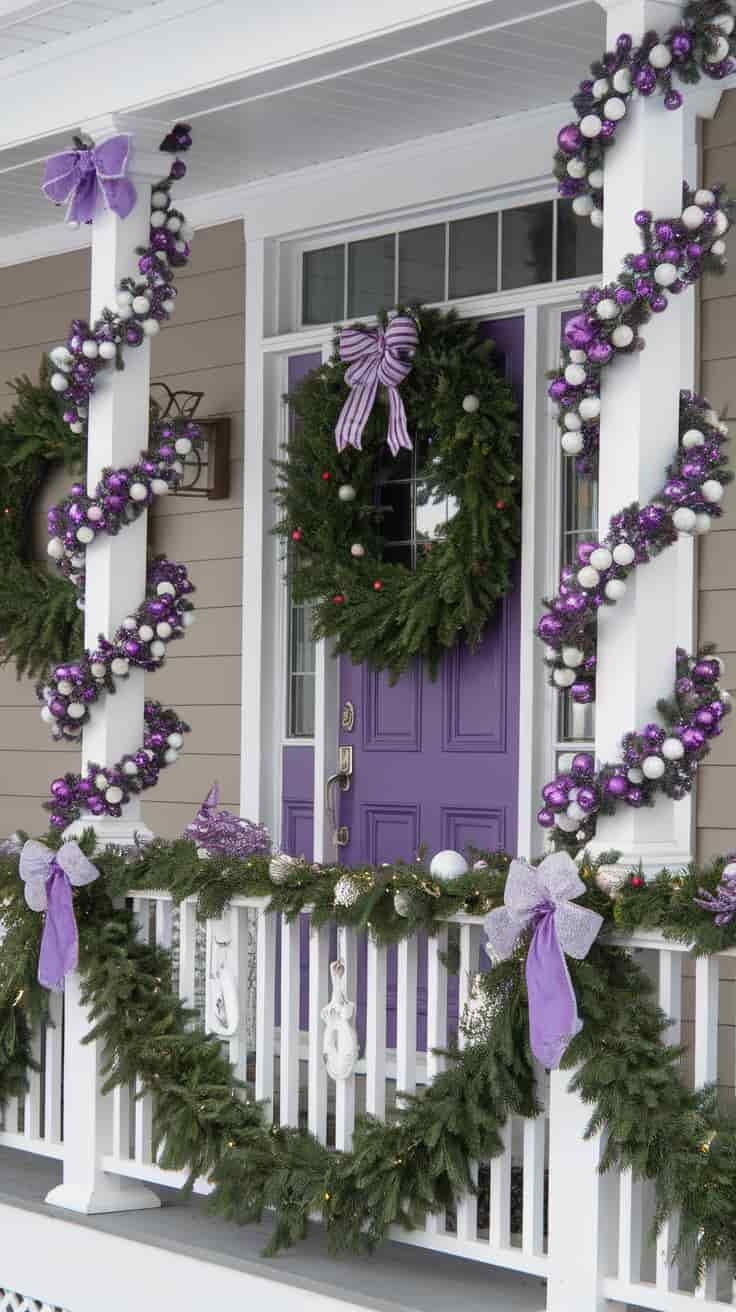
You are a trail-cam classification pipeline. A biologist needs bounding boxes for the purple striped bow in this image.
[42,135,136,226]
[335,316,419,455]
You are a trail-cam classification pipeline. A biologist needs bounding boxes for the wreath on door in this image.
[274,307,522,680]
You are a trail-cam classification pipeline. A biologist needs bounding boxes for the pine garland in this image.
[274,307,521,680]
[2,835,736,1275]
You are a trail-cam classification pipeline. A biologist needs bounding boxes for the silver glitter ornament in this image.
[334,875,361,908]
[269,852,299,884]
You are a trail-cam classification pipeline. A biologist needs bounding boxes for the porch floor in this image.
[0,1147,547,1312]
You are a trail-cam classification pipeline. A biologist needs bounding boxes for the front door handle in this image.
[325,748,353,847]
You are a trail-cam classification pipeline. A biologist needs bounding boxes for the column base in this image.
[63,815,154,850]
[45,1174,161,1215]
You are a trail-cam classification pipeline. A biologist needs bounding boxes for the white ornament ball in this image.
[642,755,666,780]
[167,732,183,750]
[99,340,117,360]
[591,208,604,230]
[156,621,173,639]
[47,538,65,560]
[613,67,632,93]
[648,43,672,68]
[604,96,626,121]
[81,340,98,359]
[566,801,586,822]
[116,290,133,308]
[711,239,727,257]
[95,773,108,790]
[573,195,594,217]
[596,298,618,320]
[662,737,685,761]
[166,216,181,233]
[49,346,73,370]
[577,565,600,590]
[110,657,129,676]
[350,543,365,558]
[612,542,635,566]
[90,662,106,679]
[701,480,724,503]
[338,484,357,502]
[672,507,697,533]
[129,482,148,502]
[681,205,705,231]
[564,412,582,431]
[588,168,604,190]
[174,437,192,455]
[69,421,84,435]
[157,581,176,596]
[162,299,176,314]
[627,767,644,784]
[562,646,584,668]
[713,209,729,236]
[611,324,634,349]
[76,525,94,544]
[122,617,137,631]
[150,640,166,658]
[56,679,73,696]
[695,189,716,208]
[150,210,166,228]
[50,372,69,393]
[132,295,150,315]
[705,35,730,62]
[394,890,412,918]
[694,513,712,535]
[151,190,169,209]
[164,748,179,765]
[595,867,629,897]
[556,814,580,833]
[654,263,678,287]
[142,319,160,337]
[604,578,627,601]
[561,432,584,455]
[41,706,54,724]
[462,394,480,413]
[567,159,587,179]
[123,760,138,776]
[151,478,169,496]
[580,115,602,138]
[181,611,195,627]
[564,364,587,386]
[87,505,103,523]
[67,702,85,720]
[577,393,600,419]
[592,77,610,99]
[682,428,705,448]
[429,849,470,880]
[554,668,576,688]
[105,786,123,804]
[569,349,587,364]
[589,547,612,571]
[713,13,735,34]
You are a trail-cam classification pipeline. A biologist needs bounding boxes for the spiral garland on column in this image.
[536,2,736,850]
[38,125,198,829]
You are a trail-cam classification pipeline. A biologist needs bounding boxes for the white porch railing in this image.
[1,899,735,1310]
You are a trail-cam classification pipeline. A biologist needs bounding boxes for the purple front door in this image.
[337,316,524,866]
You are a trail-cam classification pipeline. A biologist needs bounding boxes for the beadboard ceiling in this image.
[0,0,605,247]
[0,0,165,59]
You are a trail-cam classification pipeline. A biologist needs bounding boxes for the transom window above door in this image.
[301,198,602,326]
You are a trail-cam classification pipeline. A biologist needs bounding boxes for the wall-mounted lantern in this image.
[150,382,231,500]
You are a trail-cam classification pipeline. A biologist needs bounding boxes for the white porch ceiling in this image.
[0,0,166,59]
[0,0,605,248]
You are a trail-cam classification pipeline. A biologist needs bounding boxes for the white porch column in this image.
[592,0,701,873]
[48,118,163,1214]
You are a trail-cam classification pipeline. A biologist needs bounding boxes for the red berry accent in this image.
[291,529,302,542]
[333,594,345,605]
[631,875,644,889]
[322,471,331,481]
[373,580,383,591]
[496,500,506,510]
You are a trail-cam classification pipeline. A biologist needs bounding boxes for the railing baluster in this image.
[255,905,277,1121]
[279,914,301,1127]
[365,937,387,1118]
[308,919,330,1141]
[178,898,198,1011]
[456,923,481,1241]
[618,1167,643,1284]
[23,1019,42,1143]
[334,925,356,1151]
[656,948,683,1294]
[229,906,252,1087]
[521,1065,546,1258]
[44,990,63,1146]
[694,954,720,1302]
[396,937,418,1097]
[426,926,448,1081]
[489,1118,512,1251]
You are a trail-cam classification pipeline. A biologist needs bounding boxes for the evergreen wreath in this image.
[0,370,83,679]
[275,307,521,680]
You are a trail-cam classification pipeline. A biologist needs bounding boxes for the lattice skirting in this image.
[0,1288,69,1312]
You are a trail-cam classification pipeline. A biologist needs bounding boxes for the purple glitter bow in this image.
[19,840,99,992]
[335,315,419,455]
[42,135,136,225]
[184,782,271,859]
[484,852,603,1069]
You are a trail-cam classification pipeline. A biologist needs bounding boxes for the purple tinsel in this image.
[184,783,271,859]
[695,861,736,924]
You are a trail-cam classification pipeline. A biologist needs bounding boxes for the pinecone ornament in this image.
[269,852,299,885]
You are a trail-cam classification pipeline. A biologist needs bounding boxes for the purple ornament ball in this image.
[650,295,668,313]
[634,209,651,227]
[49,813,66,829]
[635,67,657,95]
[682,727,705,751]
[665,90,684,110]
[576,785,598,812]
[670,30,692,59]
[50,778,71,801]
[88,798,104,816]
[572,681,594,704]
[548,378,568,401]
[537,613,563,642]
[148,731,165,750]
[588,340,613,365]
[606,774,628,798]
[572,752,594,776]
[537,807,556,828]
[564,313,595,349]
[626,786,643,806]
[547,787,568,810]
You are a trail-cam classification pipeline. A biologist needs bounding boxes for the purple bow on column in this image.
[335,315,419,455]
[484,852,603,1069]
[19,839,99,991]
[42,135,136,225]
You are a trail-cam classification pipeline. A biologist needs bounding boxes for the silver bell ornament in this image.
[393,890,412,918]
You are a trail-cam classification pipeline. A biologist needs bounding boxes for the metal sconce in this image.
[150,382,231,500]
